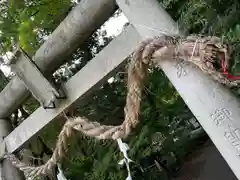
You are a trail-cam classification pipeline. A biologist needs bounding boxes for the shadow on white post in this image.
[0,119,24,180]
[116,0,240,179]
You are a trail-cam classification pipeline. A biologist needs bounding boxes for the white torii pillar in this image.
[0,119,24,180]
[117,0,240,179]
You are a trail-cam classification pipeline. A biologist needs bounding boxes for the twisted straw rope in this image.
[5,35,240,179]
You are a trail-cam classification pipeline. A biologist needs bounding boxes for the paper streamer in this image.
[117,138,133,180]
[57,165,68,180]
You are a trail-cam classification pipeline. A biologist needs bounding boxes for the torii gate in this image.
[0,0,240,179]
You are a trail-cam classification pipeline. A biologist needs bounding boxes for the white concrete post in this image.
[0,119,24,180]
[0,0,116,118]
[117,0,240,179]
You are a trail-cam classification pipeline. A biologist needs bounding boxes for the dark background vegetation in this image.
[0,0,240,179]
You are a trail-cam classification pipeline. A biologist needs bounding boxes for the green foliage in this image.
[0,0,72,54]
[64,0,240,179]
[1,0,240,179]
[53,65,196,179]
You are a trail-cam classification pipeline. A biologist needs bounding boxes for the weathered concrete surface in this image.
[0,119,24,180]
[0,0,116,118]
[117,0,240,178]
[4,25,141,153]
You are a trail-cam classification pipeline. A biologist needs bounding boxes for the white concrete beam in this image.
[4,25,141,153]
[0,0,116,118]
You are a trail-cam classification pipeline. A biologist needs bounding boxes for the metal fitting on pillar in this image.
[10,48,66,109]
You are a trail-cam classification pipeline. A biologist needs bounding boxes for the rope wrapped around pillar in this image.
[5,35,239,179]
[0,119,25,180]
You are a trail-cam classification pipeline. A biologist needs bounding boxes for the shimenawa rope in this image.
[4,35,240,179]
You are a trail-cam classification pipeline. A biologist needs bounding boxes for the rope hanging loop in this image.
[5,34,240,179]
